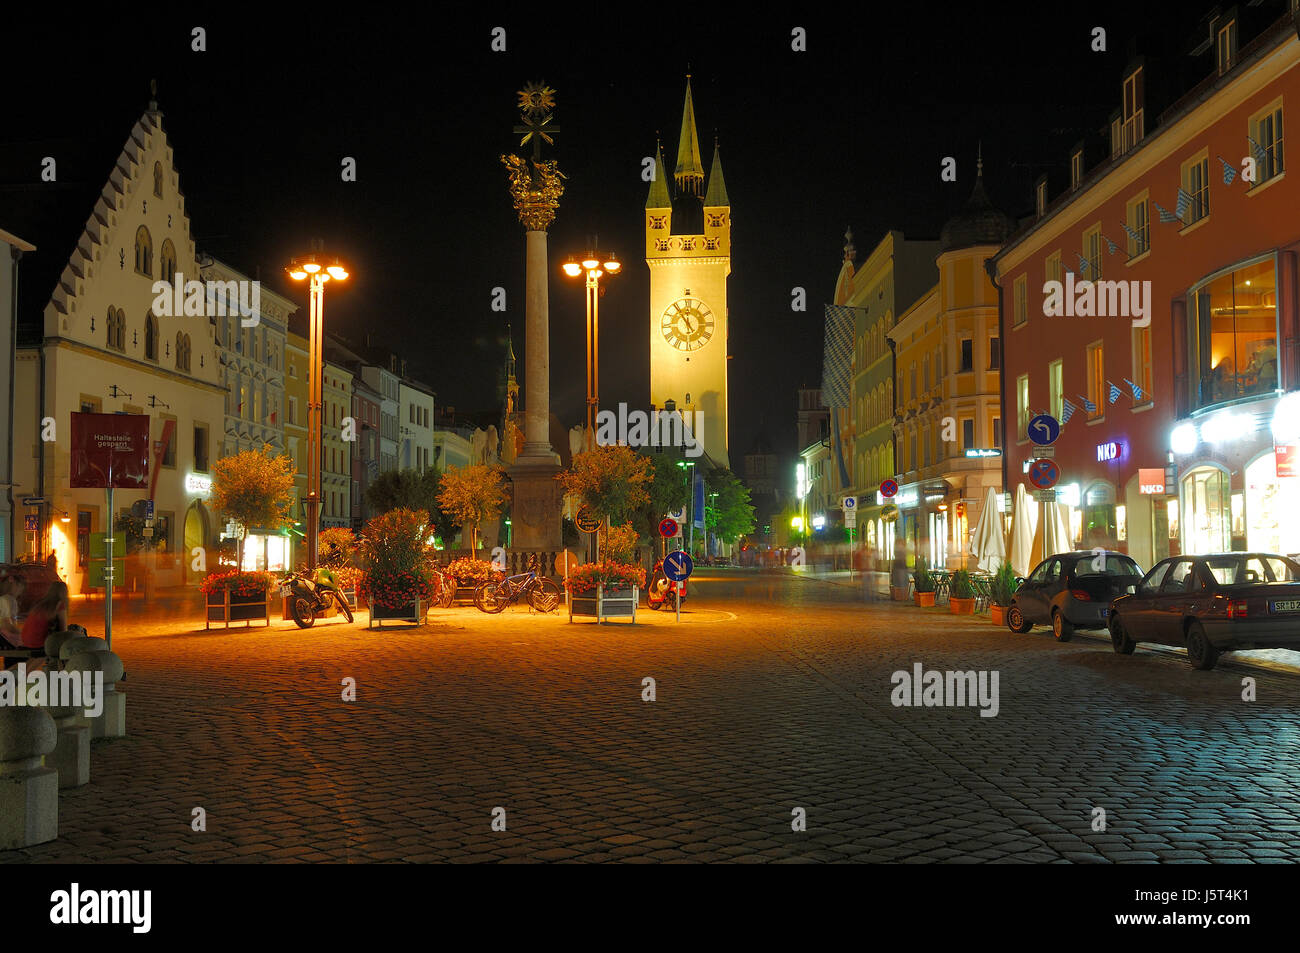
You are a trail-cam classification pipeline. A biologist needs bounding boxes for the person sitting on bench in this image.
[0,575,24,648]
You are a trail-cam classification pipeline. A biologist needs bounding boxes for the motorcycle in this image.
[646,559,688,611]
[281,567,354,628]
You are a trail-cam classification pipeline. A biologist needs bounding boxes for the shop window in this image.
[1189,257,1278,410]
[1183,467,1230,554]
[1083,483,1117,549]
[1245,453,1300,555]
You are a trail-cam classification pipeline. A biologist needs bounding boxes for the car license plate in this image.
[1100,607,1109,617]
[280,586,292,598]
[1271,599,1300,613]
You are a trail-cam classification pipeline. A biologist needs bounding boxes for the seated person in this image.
[1209,356,1236,403]
[0,575,25,648]
[20,581,69,650]
[1247,344,1278,393]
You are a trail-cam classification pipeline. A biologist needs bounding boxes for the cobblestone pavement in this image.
[6,569,1300,863]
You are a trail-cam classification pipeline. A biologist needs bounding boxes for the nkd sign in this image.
[1137,468,1166,495]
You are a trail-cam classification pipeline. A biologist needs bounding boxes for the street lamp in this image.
[287,244,350,571]
[561,246,620,450]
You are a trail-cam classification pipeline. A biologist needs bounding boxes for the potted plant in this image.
[949,568,976,614]
[359,508,437,627]
[201,570,274,628]
[988,561,1018,626]
[566,561,642,623]
[912,556,936,607]
[443,557,501,604]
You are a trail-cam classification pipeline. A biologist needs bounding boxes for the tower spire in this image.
[646,137,671,209]
[674,76,705,197]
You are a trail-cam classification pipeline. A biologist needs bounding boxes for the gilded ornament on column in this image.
[502,81,565,232]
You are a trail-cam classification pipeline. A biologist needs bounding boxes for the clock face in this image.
[661,297,715,352]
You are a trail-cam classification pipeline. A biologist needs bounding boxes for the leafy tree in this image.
[210,445,295,569]
[557,445,653,526]
[704,468,756,545]
[365,467,456,544]
[630,453,690,543]
[437,464,509,552]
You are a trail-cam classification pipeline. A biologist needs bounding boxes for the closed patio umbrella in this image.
[1009,484,1036,576]
[970,486,1006,572]
[1031,500,1073,568]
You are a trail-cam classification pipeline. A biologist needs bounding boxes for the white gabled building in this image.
[13,101,226,591]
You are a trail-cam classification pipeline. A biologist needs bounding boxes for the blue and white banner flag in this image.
[1218,155,1237,185]
[1124,377,1145,402]
[1107,381,1122,404]
[1078,394,1097,413]
[1061,398,1076,424]
[1154,202,1179,223]
[821,304,856,410]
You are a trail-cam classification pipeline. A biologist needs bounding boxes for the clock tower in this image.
[646,76,730,468]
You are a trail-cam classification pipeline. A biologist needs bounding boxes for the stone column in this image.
[521,230,559,463]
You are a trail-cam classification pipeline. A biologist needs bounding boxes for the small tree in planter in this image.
[437,465,508,553]
[566,560,642,623]
[949,568,976,615]
[912,556,936,607]
[209,445,295,571]
[359,508,437,625]
[988,561,1019,626]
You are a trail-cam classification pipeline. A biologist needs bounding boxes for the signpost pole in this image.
[105,486,113,650]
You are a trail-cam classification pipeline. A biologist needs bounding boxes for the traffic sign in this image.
[658,517,680,539]
[24,515,37,531]
[841,496,856,510]
[1031,445,1055,458]
[1032,489,1059,502]
[1027,414,1061,445]
[575,506,601,534]
[21,496,45,506]
[844,510,857,528]
[879,479,899,499]
[663,551,693,582]
[1028,458,1061,490]
[667,506,686,523]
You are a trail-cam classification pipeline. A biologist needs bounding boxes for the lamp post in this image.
[562,247,621,451]
[287,246,349,571]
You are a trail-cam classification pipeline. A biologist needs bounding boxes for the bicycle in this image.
[473,558,561,614]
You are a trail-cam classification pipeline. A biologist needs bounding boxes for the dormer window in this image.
[1035,177,1048,217]
[1215,17,1237,76]
[1070,148,1084,189]
[1122,66,1144,152]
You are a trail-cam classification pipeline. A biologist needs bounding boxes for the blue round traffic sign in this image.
[1028,458,1061,490]
[879,479,899,499]
[663,551,693,582]
[1027,413,1061,445]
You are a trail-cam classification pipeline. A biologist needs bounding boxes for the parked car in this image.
[1008,550,1144,641]
[1108,552,1300,670]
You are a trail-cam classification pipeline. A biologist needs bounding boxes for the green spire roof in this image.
[705,144,729,206]
[646,141,671,208]
[674,77,705,194]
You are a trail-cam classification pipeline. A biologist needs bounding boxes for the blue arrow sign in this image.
[663,551,694,582]
[1028,413,1061,445]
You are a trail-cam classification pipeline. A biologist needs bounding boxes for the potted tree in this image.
[437,464,509,554]
[208,445,296,572]
[566,560,642,623]
[359,508,437,627]
[988,561,1018,626]
[912,556,936,607]
[949,568,976,614]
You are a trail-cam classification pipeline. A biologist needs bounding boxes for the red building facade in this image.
[995,11,1300,568]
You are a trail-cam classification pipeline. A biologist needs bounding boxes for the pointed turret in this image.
[674,77,705,197]
[646,140,671,209]
[704,142,729,207]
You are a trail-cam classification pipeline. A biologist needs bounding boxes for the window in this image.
[1086,341,1104,420]
[1181,153,1210,225]
[908,432,917,471]
[909,364,917,401]
[921,426,930,468]
[1125,193,1149,258]
[959,338,973,373]
[961,418,975,450]
[1139,561,1171,597]
[1013,275,1027,327]
[1189,257,1279,410]
[1035,179,1047,217]
[1048,359,1064,421]
[991,416,1001,449]
[134,226,153,277]
[989,336,1000,370]
[153,161,164,197]
[1122,68,1144,151]
[79,396,101,414]
[159,239,176,282]
[160,415,177,468]
[106,306,125,351]
[1249,100,1284,184]
[1070,149,1083,188]
[1131,325,1152,406]
[144,313,158,361]
[288,396,298,426]
[1016,374,1030,439]
[194,425,209,473]
[1216,18,1237,76]
[176,332,190,372]
[1045,251,1062,286]
[1083,225,1102,279]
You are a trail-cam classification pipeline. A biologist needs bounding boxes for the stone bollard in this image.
[65,650,125,740]
[58,636,107,668]
[0,706,58,848]
[40,703,90,789]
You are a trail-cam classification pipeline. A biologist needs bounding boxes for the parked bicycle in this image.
[473,556,561,614]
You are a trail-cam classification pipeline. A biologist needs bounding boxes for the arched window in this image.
[134,226,153,277]
[159,239,176,282]
[153,162,163,198]
[145,313,158,361]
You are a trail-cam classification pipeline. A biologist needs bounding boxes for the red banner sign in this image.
[1137,468,1166,494]
[1277,445,1298,478]
[69,413,151,488]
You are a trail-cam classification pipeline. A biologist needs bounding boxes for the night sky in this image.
[3,3,1188,474]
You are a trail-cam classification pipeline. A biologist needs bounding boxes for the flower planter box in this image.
[890,585,911,602]
[569,585,638,624]
[949,596,976,615]
[915,591,936,607]
[206,589,271,629]
[989,605,1008,626]
[367,598,426,629]
[453,584,480,605]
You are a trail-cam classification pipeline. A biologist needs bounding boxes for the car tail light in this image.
[1228,600,1248,619]
[1069,589,1091,601]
